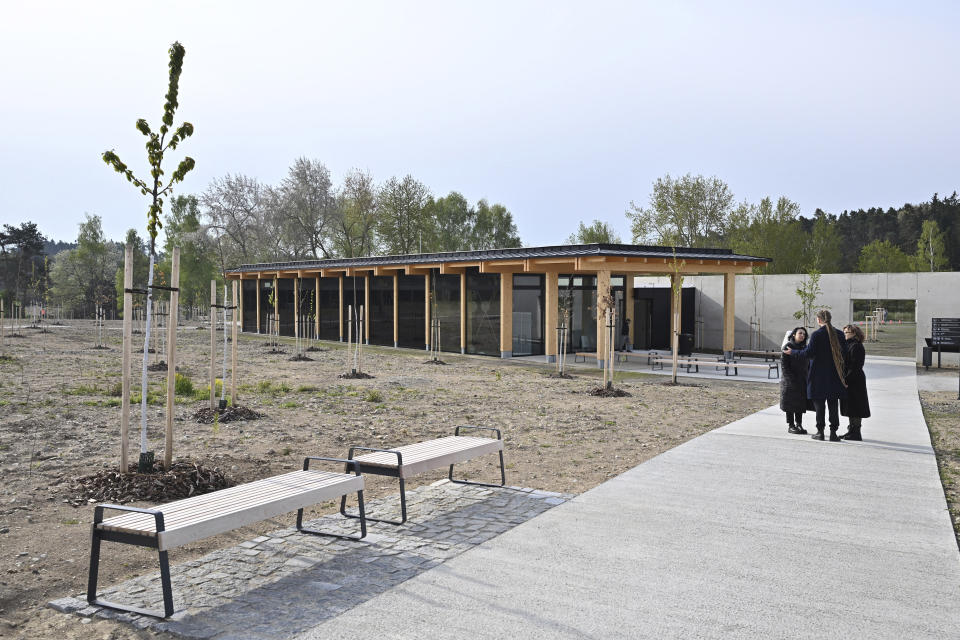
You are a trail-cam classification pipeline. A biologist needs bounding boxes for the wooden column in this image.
[596,270,611,368]
[670,272,682,381]
[163,248,180,469]
[424,273,431,351]
[723,272,736,354]
[544,271,558,363]
[238,276,244,333]
[273,277,279,338]
[625,273,635,349]
[293,277,300,342]
[255,276,261,334]
[209,280,217,410]
[120,245,133,472]
[499,272,513,358]
[231,279,239,406]
[315,276,320,339]
[459,271,467,354]
[364,274,371,344]
[392,273,399,348]
[338,276,344,341]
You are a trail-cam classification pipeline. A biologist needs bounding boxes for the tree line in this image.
[0,159,521,318]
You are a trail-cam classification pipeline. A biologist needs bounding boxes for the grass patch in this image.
[280,400,299,408]
[364,390,384,403]
[65,384,100,396]
[296,384,319,393]
[255,380,291,396]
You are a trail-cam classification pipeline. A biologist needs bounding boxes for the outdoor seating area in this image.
[86,428,507,619]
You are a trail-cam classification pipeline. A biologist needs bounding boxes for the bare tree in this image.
[376,175,431,255]
[277,158,336,259]
[202,174,270,274]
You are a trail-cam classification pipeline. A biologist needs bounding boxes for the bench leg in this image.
[449,450,507,489]
[86,529,175,618]
[298,489,368,540]
[341,480,407,525]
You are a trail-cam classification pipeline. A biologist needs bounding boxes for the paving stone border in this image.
[50,480,572,639]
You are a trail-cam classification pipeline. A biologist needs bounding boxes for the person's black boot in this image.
[841,426,862,441]
[787,418,803,434]
[811,428,825,441]
[795,416,808,435]
[829,427,842,442]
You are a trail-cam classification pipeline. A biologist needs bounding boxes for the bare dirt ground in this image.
[920,389,960,547]
[0,321,781,638]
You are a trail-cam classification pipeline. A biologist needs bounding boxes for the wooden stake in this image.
[231,280,239,406]
[121,246,133,472]
[164,248,180,469]
[210,280,217,410]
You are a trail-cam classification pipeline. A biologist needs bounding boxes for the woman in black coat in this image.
[840,324,870,440]
[780,327,810,434]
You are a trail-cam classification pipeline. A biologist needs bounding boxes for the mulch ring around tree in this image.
[589,386,632,397]
[339,371,375,379]
[547,372,575,379]
[289,354,313,362]
[192,405,263,424]
[263,348,287,355]
[305,346,327,352]
[147,361,170,371]
[423,359,448,365]
[71,460,231,505]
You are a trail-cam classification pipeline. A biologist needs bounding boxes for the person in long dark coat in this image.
[780,327,810,434]
[840,324,870,441]
[784,309,848,441]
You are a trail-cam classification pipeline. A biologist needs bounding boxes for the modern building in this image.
[226,244,770,366]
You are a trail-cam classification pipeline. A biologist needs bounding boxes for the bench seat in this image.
[353,436,503,479]
[99,470,364,551]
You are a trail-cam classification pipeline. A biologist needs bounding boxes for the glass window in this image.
[397,275,426,349]
[369,276,394,346]
[431,273,461,353]
[466,270,500,355]
[241,280,257,332]
[512,274,543,356]
[559,274,597,352]
[317,277,340,340]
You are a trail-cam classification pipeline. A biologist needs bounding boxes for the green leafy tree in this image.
[804,212,842,273]
[627,173,734,246]
[51,215,119,315]
[857,239,915,272]
[101,41,196,472]
[376,175,432,254]
[566,220,622,244]
[472,200,521,249]
[162,195,218,311]
[915,219,948,271]
[332,169,379,257]
[114,229,151,315]
[427,191,474,252]
[725,196,806,273]
[0,222,47,308]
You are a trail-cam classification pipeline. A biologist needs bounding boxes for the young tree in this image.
[102,41,196,472]
[162,195,218,312]
[627,173,735,247]
[857,239,914,273]
[794,269,825,327]
[51,215,119,315]
[566,220,622,244]
[915,219,948,271]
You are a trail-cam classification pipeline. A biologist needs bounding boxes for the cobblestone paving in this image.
[49,481,572,639]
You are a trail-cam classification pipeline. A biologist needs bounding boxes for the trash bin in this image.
[678,333,693,356]
[922,346,932,368]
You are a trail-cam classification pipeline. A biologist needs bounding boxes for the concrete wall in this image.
[634,272,960,365]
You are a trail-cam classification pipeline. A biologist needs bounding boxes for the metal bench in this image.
[341,426,506,525]
[87,457,366,618]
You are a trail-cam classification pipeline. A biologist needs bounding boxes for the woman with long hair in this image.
[783,309,848,441]
[780,326,811,434]
[840,324,870,440]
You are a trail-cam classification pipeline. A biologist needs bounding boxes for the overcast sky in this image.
[2,1,958,248]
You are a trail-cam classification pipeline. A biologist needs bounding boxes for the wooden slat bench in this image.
[732,349,781,362]
[341,425,506,525]
[87,457,366,619]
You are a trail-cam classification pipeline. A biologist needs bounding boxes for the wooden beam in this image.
[723,272,736,353]
[499,272,513,357]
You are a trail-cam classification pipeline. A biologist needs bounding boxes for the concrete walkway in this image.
[298,358,960,639]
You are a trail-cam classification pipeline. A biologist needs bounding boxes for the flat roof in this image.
[227,243,771,275]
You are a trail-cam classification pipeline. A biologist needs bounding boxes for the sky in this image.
[2,1,959,248]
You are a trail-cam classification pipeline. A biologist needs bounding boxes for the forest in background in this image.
[1,167,957,319]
